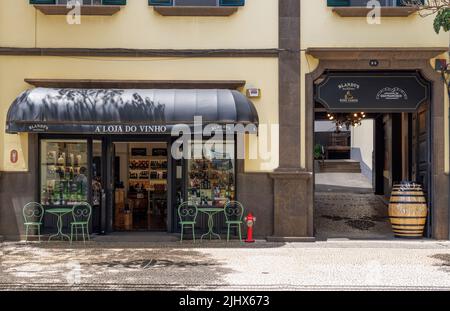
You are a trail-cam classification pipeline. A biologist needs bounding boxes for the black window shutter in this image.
[148,0,173,6]
[102,0,127,5]
[220,0,245,6]
[29,0,56,4]
[327,0,350,6]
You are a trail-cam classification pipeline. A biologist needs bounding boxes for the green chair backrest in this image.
[23,202,44,224]
[178,202,198,223]
[72,202,92,224]
[224,201,244,222]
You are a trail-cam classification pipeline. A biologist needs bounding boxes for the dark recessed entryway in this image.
[313,71,431,240]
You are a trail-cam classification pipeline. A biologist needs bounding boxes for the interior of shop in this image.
[113,142,168,232]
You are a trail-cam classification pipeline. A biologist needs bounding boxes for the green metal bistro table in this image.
[46,208,72,241]
[198,207,224,241]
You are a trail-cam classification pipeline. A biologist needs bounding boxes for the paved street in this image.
[1,240,450,291]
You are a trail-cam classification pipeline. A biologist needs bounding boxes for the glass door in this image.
[91,140,104,233]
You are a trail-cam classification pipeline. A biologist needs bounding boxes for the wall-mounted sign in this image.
[10,150,18,164]
[246,88,261,98]
[315,72,429,113]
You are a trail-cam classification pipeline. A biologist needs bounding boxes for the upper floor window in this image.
[327,0,423,17]
[148,0,245,7]
[30,0,126,5]
[149,0,246,16]
[30,0,126,16]
[327,0,424,6]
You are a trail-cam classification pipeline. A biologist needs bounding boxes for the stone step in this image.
[318,160,361,173]
[320,168,362,173]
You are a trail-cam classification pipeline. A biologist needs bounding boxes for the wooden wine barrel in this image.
[389,182,427,238]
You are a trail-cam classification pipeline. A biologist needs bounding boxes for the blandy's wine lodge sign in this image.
[315,72,429,112]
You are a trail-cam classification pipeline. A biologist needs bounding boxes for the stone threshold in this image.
[267,236,316,243]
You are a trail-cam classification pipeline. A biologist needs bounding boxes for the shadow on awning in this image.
[6,88,259,134]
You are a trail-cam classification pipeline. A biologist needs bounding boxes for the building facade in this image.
[302,0,450,240]
[0,0,448,240]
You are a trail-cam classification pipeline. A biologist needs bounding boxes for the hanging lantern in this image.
[327,112,366,131]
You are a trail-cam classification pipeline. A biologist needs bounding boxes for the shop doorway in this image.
[312,71,432,240]
[112,141,168,232]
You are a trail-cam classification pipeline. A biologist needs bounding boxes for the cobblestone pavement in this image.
[1,240,450,291]
[315,172,394,240]
[315,192,394,240]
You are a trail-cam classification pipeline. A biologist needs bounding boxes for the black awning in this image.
[315,72,430,113]
[6,88,259,134]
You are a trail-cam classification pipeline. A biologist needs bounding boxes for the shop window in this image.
[30,0,126,16]
[40,140,89,206]
[187,140,235,207]
[149,0,245,16]
[327,0,422,17]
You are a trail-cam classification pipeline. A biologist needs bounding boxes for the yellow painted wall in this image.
[351,119,374,170]
[432,54,450,174]
[0,0,278,49]
[1,0,449,173]
[0,56,279,172]
[301,0,448,48]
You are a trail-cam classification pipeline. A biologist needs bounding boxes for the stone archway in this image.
[305,48,449,240]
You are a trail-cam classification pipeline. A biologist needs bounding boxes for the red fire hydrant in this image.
[244,213,256,243]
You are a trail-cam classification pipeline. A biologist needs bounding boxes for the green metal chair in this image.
[23,202,44,242]
[224,201,245,242]
[70,202,92,244]
[178,202,198,243]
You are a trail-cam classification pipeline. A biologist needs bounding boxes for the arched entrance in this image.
[305,48,449,240]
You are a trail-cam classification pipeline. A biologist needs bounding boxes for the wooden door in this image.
[411,102,431,236]
[374,115,385,195]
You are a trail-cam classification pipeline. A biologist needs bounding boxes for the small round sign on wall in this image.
[10,150,18,164]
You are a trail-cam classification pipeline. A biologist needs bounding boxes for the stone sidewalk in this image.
[1,240,450,291]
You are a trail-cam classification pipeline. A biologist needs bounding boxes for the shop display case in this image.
[40,140,88,206]
[187,145,235,207]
